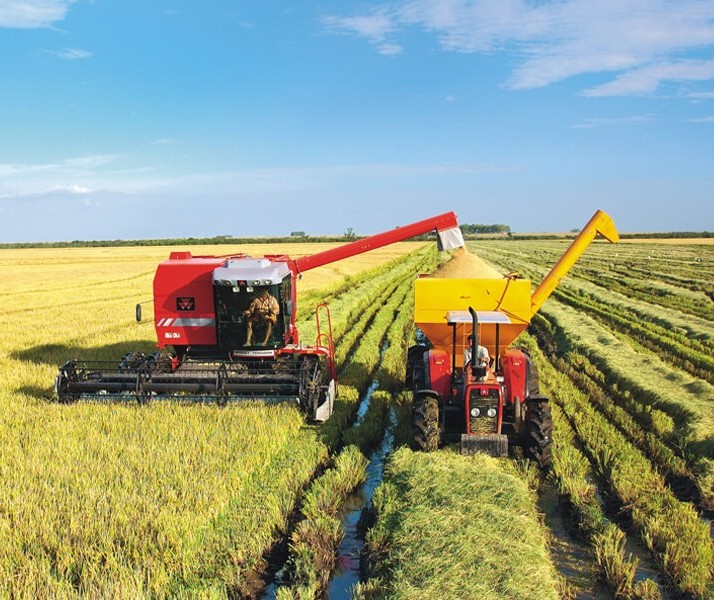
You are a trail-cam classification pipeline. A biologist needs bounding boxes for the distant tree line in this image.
[0,234,354,249]
[620,231,713,239]
[1,227,710,249]
[460,224,511,234]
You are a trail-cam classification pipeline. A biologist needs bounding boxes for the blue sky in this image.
[1,0,713,242]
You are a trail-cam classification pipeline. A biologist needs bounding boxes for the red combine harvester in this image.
[55,212,464,421]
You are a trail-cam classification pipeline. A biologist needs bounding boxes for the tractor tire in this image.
[406,344,428,389]
[524,399,553,470]
[412,392,440,452]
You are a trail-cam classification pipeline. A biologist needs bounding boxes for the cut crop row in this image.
[532,314,701,504]
[356,448,562,600]
[470,241,714,321]
[548,400,658,599]
[525,323,714,597]
[552,285,714,384]
[536,300,714,507]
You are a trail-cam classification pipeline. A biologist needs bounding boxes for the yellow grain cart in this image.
[408,210,619,466]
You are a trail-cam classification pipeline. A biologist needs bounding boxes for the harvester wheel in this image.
[54,361,80,404]
[412,392,440,452]
[299,356,323,418]
[524,398,553,470]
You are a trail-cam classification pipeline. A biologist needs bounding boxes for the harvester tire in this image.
[413,392,440,452]
[524,398,553,470]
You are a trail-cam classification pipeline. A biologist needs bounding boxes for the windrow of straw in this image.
[537,302,714,508]
[469,240,714,506]
[553,284,714,384]
[526,353,662,599]
[356,448,561,600]
[527,320,714,598]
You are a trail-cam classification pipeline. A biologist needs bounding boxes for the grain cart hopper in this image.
[407,209,619,467]
[55,212,464,421]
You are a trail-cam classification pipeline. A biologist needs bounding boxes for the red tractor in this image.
[407,210,619,467]
[55,212,464,421]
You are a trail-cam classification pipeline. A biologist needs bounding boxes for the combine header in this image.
[408,209,619,467]
[55,212,464,421]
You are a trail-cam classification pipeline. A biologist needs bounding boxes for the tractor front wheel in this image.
[412,392,440,452]
[524,398,553,470]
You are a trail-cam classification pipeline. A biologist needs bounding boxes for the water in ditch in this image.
[538,479,608,599]
[327,406,396,599]
[262,375,388,599]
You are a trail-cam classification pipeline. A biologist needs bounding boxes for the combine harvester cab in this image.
[55,212,465,422]
[408,209,619,468]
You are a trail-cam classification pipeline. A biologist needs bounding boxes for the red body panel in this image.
[500,347,528,406]
[426,349,452,400]
[153,255,223,348]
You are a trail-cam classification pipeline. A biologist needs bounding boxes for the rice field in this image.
[0,242,426,596]
[470,238,714,598]
[1,236,713,598]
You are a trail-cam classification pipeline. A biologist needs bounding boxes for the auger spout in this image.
[530,209,619,316]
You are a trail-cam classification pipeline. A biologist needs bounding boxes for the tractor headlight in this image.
[486,407,497,418]
[470,407,480,417]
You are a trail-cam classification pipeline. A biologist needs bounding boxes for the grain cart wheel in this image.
[524,398,553,470]
[412,391,440,452]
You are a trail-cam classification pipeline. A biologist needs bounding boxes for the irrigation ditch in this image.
[326,404,396,598]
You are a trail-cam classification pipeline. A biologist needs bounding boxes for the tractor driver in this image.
[244,287,280,345]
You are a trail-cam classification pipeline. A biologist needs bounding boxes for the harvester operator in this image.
[244,288,280,345]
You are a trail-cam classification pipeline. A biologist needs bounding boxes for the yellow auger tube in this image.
[530,209,619,316]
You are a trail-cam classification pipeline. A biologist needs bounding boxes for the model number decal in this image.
[164,332,181,339]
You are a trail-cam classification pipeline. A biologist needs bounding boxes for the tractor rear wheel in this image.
[524,399,553,470]
[406,344,428,389]
[413,392,440,452]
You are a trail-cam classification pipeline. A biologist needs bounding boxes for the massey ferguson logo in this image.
[176,297,195,311]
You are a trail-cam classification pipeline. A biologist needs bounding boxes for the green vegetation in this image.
[469,238,714,598]
[277,445,368,598]
[357,448,561,600]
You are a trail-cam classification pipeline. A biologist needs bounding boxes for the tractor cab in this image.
[212,258,294,350]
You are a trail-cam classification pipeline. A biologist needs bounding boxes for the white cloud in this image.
[0,0,75,28]
[51,47,92,60]
[0,184,92,199]
[63,154,118,169]
[378,42,403,55]
[571,114,656,129]
[583,59,714,96]
[325,0,714,96]
[0,155,119,199]
[688,115,714,122]
[323,9,401,54]
[323,10,395,41]
[688,90,714,98]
